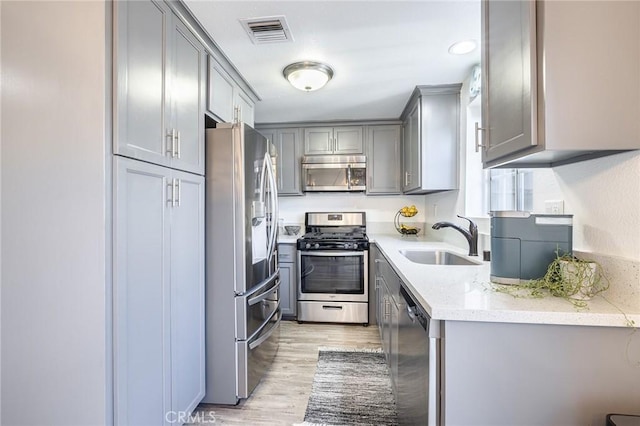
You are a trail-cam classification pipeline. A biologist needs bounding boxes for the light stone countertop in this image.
[371,233,640,328]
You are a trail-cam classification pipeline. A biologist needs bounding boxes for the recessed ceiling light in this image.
[283,61,334,92]
[448,40,477,55]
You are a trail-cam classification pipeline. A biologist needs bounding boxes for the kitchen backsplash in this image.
[278,193,428,226]
[573,250,640,309]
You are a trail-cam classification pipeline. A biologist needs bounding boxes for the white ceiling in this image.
[185,0,481,124]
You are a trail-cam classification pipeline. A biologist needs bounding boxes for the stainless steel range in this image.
[297,212,369,325]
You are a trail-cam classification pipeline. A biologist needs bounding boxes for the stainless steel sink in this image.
[399,249,481,266]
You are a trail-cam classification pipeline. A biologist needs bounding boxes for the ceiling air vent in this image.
[240,16,293,44]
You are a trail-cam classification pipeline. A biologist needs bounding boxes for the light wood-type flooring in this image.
[192,320,381,425]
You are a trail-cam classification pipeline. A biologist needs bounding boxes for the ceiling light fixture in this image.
[448,40,477,55]
[283,61,334,92]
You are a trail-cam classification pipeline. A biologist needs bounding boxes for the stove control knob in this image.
[353,243,358,249]
[314,243,320,249]
[305,243,311,249]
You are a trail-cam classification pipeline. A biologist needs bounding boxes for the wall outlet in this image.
[545,200,564,214]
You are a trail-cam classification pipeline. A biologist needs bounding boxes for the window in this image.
[489,169,533,212]
[465,94,534,216]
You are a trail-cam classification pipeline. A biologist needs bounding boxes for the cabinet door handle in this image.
[176,131,181,159]
[475,122,486,153]
[167,129,176,157]
[167,180,175,206]
[172,178,178,207]
[404,171,410,186]
[175,178,181,207]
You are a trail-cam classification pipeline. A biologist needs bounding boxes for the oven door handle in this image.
[298,251,365,257]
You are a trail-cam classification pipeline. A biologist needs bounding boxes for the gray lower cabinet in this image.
[481,0,640,167]
[115,157,205,425]
[114,0,205,175]
[277,243,297,318]
[366,125,401,195]
[259,128,303,196]
[374,252,400,393]
[304,126,364,155]
[374,246,640,425]
[375,249,432,424]
[443,321,640,424]
[400,85,460,194]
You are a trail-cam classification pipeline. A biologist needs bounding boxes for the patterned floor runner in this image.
[296,348,398,426]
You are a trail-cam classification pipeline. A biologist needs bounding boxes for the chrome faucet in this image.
[432,215,478,256]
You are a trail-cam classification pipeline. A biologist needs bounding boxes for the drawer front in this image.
[297,301,368,324]
[278,244,297,262]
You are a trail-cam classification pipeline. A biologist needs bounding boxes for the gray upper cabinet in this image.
[259,127,303,196]
[207,54,255,127]
[170,18,206,174]
[235,89,255,128]
[480,0,539,165]
[206,56,235,123]
[402,102,420,193]
[115,157,205,424]
[304,126,364,155]
[481,0,640,168]
[115,0,205,175]
[400,85,460,194]
[366,125,401,195]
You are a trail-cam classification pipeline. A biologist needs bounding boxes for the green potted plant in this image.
[493,254,609,307]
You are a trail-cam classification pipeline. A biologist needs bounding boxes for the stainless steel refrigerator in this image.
[203,123,280,405]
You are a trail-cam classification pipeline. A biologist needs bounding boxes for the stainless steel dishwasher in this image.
[397,286,440,426]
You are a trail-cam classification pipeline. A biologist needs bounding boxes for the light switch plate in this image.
[545,200,564,214]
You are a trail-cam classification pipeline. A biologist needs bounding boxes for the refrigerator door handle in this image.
[248,279,280,306]
[264,152,278,263]
[242,268,280,298]
[248,310,281,350]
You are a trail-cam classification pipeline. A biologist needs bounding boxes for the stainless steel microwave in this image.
[302,155,366,192]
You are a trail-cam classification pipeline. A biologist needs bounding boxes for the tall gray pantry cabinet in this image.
[113,0,206,424]
[114,0,205,175]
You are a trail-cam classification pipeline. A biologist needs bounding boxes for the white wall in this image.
[553,151,640,260]
[1,2,108,424]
